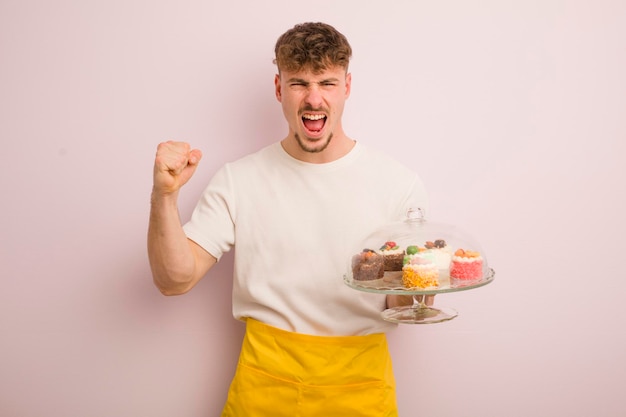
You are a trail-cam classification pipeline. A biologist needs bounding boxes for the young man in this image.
[148,22,428,416]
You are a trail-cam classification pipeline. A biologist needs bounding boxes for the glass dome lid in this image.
[345,207,495,324]
[345,207,494,295]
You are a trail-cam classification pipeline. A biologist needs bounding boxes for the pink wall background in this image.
[2,1,625,416]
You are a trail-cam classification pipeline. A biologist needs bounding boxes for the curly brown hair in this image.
[273,22,352,74]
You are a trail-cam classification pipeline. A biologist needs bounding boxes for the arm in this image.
[147,141,217,295]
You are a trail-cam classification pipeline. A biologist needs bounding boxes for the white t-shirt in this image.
[183,142,429,336]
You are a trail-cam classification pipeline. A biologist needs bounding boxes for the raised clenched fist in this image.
[152,141,203,196]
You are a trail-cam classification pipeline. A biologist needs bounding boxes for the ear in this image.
[345,72,352,99]
[274,74,282,102]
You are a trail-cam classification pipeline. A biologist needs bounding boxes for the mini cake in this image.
[401,252,439,289]
[352,249,384,281]
[424,239,453,270]
[404,244,434,262]
[379,241,405,271]
[450,249,483,281]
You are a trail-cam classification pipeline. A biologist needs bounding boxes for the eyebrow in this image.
[286,77,340,85]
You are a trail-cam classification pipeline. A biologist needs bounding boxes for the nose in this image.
[304,85,323,109]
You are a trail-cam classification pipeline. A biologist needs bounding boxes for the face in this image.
[275,66,351,155]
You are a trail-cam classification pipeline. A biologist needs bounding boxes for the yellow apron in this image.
[221,318,398,417]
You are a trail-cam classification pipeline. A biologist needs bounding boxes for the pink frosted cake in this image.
[450,249,483,281]
[401,252,439,289]
[352,249,384,281]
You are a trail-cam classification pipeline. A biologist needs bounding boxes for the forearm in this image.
[148,191,197,295]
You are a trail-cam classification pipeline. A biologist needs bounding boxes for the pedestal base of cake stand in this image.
[381,295,458,324]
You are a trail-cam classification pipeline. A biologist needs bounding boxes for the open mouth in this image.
[302,113,327,134]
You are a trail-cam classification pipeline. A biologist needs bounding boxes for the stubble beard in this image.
[294,132,333,154]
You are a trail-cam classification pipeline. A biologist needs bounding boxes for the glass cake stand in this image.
[344,267,495,324]
[344,208,496,324]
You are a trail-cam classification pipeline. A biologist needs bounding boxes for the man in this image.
[148,22,428,416]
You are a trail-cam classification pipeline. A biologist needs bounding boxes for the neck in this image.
[281,133,355,164]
